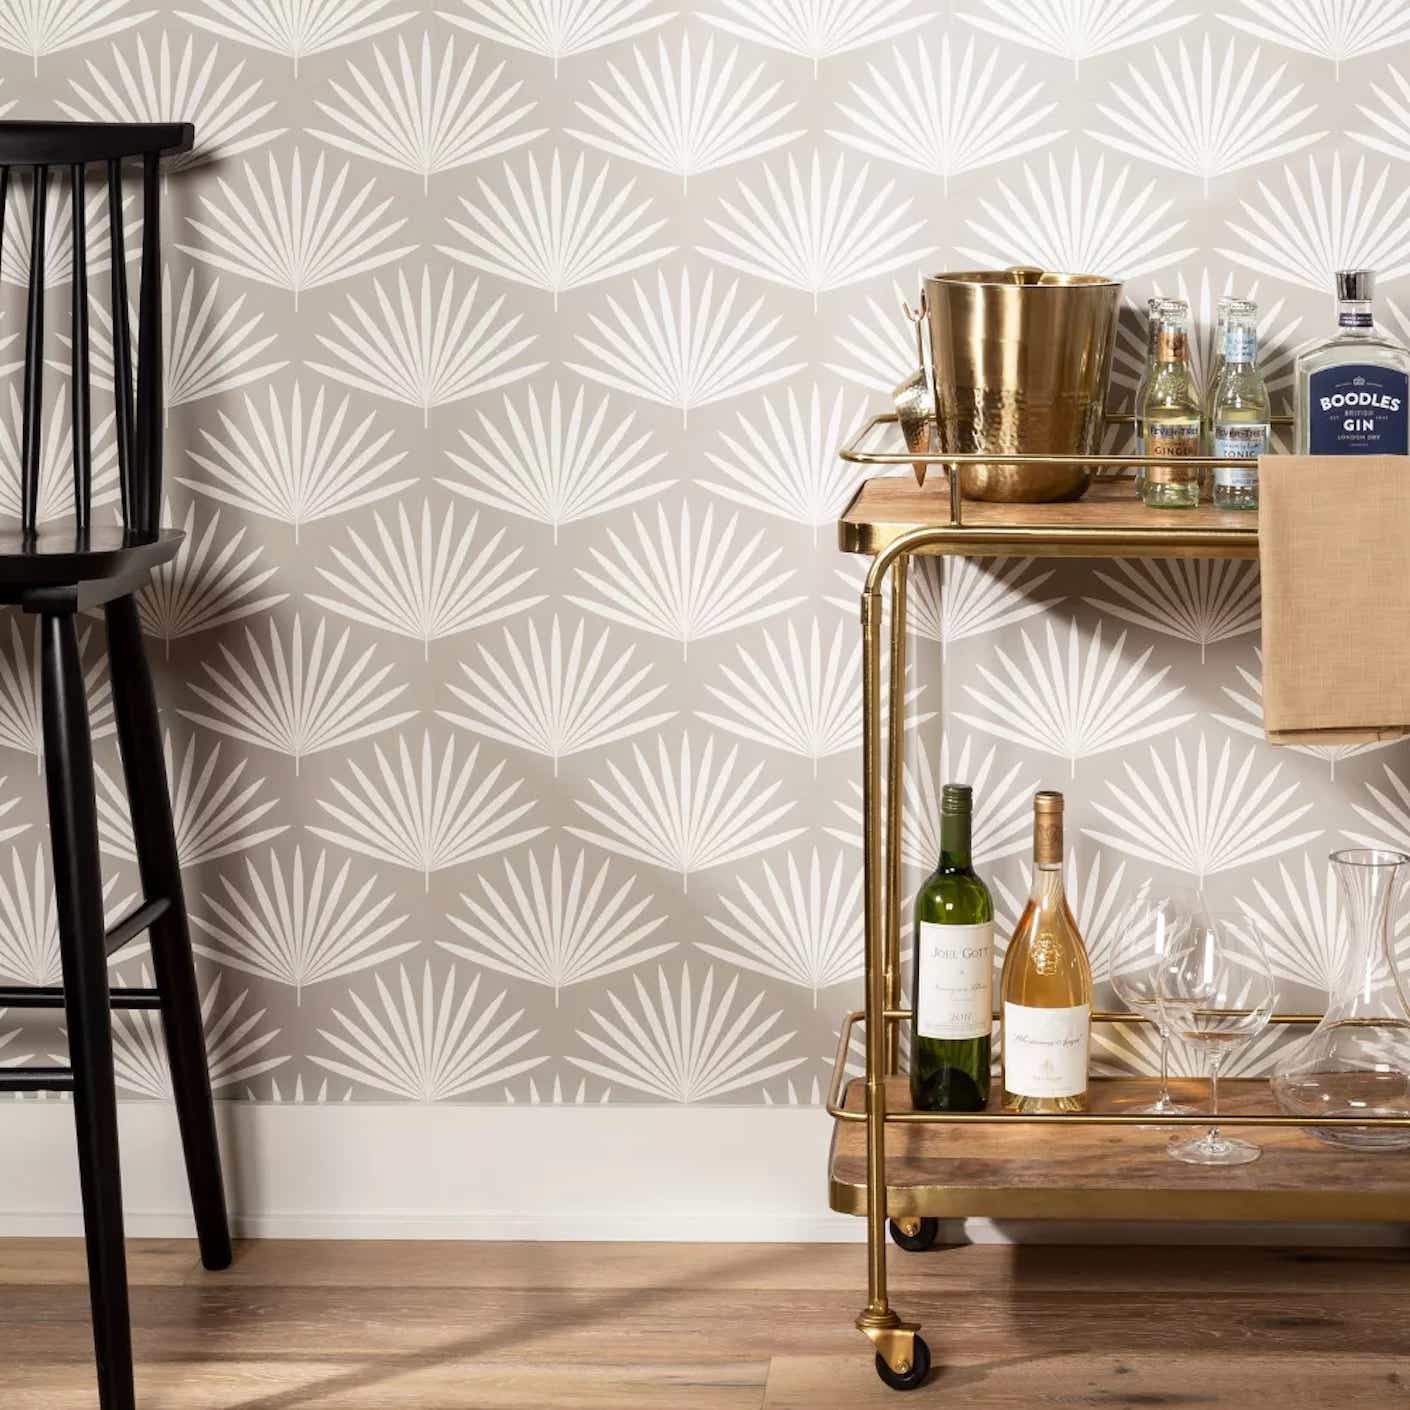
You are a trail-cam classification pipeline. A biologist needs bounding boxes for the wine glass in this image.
[1110,884,1197,1116]
[1159,913,1278,1166]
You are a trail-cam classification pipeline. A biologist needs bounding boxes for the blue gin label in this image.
[1308,364,1410,454]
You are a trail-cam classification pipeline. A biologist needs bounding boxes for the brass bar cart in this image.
[832,415,1410,1392]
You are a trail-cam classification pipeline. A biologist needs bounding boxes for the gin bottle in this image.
[1211,300,1269,511]
[1140,304,1202,509]
[1295,269,1410,454]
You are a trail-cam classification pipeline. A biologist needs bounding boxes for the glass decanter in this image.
[1271,849,1410,1151]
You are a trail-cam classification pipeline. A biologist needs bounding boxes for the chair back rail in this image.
[0,122,194,540]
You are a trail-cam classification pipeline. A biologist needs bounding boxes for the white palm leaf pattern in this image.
[57,32,283,169]
[1085,734,1322,884]
[310,32,543,189]
[440,383,671,542]
[1089,37,1322,192]
[311,731,544,886]
[1215,654,1397,778]
[1221,0,1410,76]
[993,842,1130,983]
[568,500,804,655]
[701,384,866,540]
[1217,154,1410,292]
[823,277,920,391]
[312,961,545,1100]
[0,1009,25,1069]
[1350,66,1410,162]
[1093,1014,1287,1079]
[570,962,804,1100]
[438,0,669,73]
[1235,853,1346,993]
[0,175,137,289]
[0,615,112,765]
[1081,558,1261,662]
[95,732,287,866]
[567,35,803,189]
[831,35,1061,189]
[568,731,805,889]
[958,0,1193,69]
[179,382,413,541]
[568,267,802,426]
[180,615,416,771]
[440,846,672,1002]
[701,0,925,70]
[309,266,543,424]
[700,848,862,1004]
[699,617,928,770]
[138,502,286,653]
[190,847,415,1003]
[73,270,287,411]
[701,152,935,310]
[1345,765,1410,855]
[506,1071,611,1104]
[112,970,288,1097]
[178,149,415,306]
[828,731,1036,870]
[903,555,1061,656]
[954,618,1193,776]
[164,267,287,409]
[0,0,148,74]
[439,615,671,771]
[0,390,119,524]
[438,150,672,308]
[0,846,122,986]
[177,0,413,72]
[311,499,542,656]
[958,152,1196,279]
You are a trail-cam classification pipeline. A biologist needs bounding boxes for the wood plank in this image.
[7,1240,1410,1409]
[832,1077,1410,1220]
[837,475,1259,559]
[764,1353,1410,1409]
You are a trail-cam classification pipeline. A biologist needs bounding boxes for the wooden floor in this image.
[6,1238,1410,1407]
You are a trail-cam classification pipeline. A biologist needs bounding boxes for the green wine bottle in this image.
[910,783,994,1111]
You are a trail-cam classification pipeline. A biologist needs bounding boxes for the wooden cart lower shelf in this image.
[831,1077,1410,1224]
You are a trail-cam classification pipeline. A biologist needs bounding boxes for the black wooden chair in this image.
[0,123,231,1410]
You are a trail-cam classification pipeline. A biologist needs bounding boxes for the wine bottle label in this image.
[916,921,993,1040]
[1213,422,1268,486]
[1308,364,1409,454]
[1003,1001,1089,1098]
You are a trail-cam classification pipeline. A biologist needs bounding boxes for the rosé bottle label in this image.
[1003,1001,1089,1098]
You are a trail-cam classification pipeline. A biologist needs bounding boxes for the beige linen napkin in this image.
[1259,455,1410,746]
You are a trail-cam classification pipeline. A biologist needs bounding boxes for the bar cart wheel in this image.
[888,1217,940,1252]
[875,1336,931,1391]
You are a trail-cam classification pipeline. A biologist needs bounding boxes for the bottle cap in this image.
[941,783,972,814]
[1336,270,1374,302]
[1033,791,1063,865]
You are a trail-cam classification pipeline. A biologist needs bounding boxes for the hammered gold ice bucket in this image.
[924,267,1122,502]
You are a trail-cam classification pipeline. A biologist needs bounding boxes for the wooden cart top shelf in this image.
[830,1077,1410,1223]
[838,477,1260,561]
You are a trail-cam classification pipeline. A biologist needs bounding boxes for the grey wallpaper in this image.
[1,0,1408,1104]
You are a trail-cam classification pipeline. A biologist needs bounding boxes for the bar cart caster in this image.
[860,1314,931,1391]
[889,1217,941,1252]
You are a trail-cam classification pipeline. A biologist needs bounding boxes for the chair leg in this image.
[42,610,135,1410]
[105,593,232,1272]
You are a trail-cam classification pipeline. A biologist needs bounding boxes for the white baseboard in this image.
[3,1101,1405,1245]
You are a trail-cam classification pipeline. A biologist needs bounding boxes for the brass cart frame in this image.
[831,415,1410,1391]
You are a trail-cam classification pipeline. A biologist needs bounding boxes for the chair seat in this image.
[0,521,182,596]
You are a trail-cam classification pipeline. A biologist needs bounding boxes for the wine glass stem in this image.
[1207,1052,1223,1144]
[1158,1024,1172,1102]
